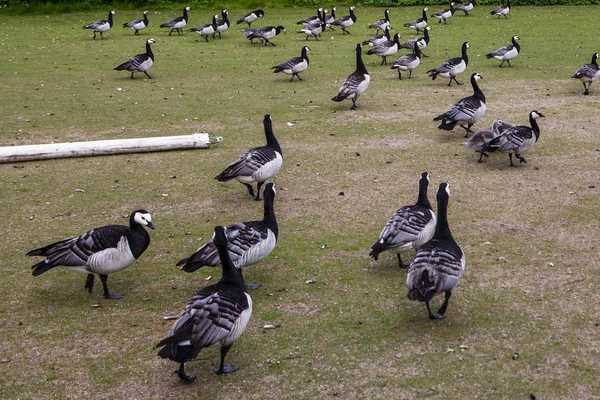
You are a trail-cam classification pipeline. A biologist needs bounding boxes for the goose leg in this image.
[477,152,489,163]
[508,153,517,167]
[583,82,590,95]
[130,72,135,79]
[397,254,409,269]
[144,71,153,79]
[426,301,444,319]
[85,274,95,293]
[517,154,527,164]
[255,181,264,201]
[408,70,413,79]
[240,269,261,290]
[437,291,452,316]
[243,183,256,198]
[92,32,97,40]
[297,74,303,81]
[178,363,196,383]
[100,274,123,299]
[499,60,505,68]
[507,60,512,67]
[398,71,402,80]
[350,98,358,110]
[214,344,238,374]
[420,51,429,57]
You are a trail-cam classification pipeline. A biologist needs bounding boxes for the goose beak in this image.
[147,222,155,230]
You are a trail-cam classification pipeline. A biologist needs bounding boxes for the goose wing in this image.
[407,239,464,294]
[334,72,367,100]
[429,57,461,74]
[375,206,435,251]
[216,146,277,180]
[573,64,600,79]
[489,126,535,152]
[161,16,183,28]
[434,96,483,122]
[273,56,303,71]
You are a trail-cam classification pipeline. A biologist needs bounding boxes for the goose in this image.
[190,14,218,42]
[215,115,282,200]
[236,9,264,27]
[404,7,428,33]
[491,0,510,18]
[362,26,391,48]
[272,46,310,81]
[216,10,230,39]
[157,226,252,382]
[331,6,357,35]
[297,8,323,25]
[177,183,277,290]
[406,182,465,320]
[572,52,600,95]
[434,72,486,137]
[114,38,156,80]
[432,3,455,24]
[455,0,476,16]
[83,10,115,40]
[482,110,545,167]
[486,35,520,67]
[370,172,437,268]
[399,26,431,57]
[26,210,153,300]
[160,6,191,36]
[367,33,401,66]
[391,42,422,79]
[427,41,470,86]
[298,20,325,41]
[246,25,286,46]
[464,119,515,162]
[325,7,337,30]
[332,43,371,110]
[369,8,392,34]
[123,11,149,35]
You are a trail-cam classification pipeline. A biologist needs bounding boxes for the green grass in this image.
[1,5,599,399]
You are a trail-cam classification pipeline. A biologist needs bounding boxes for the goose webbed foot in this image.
[244,183,256,199]
[350,99,358,110]
[477,152,489,163]
[517,155,527,164]
[100,275,122,300]
[397,254,410,269]
[84,274,95,293]
[246,283,261,290]
[508,154,518,167]
[214,345,238,374]
[426,301,444,319]
[178,363,196,383]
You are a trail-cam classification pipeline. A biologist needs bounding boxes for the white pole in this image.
[0,133,223,164]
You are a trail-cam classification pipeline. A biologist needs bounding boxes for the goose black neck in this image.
[217,242,246,289]
[591,53,598,66]
[331,8,336,18]
[434,190,454,241]
[393,33,401,45]
[301,47,309,63]
[423,27,429,43]
[183,7,189,21]
[462,42,469,66]
[212,15,218,27]
[355,44,368,74]
[350,7,356,21]
[512,37,520,52]
[143,13,148,24]
[417,178,432,210]
[263,116,281,154]
[414,43,421,57]
[262,189,278,238]
[471,75,485,103]
[108,11,114,26]
[384,9,390,22]
[529,113,541,140]
[146,41,154,60]
[422,8,428,21]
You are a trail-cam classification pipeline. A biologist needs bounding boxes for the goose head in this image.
[530,110,545,119]
[147,38,156,45]
[132,210,154,229]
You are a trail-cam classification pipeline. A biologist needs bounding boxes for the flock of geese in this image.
[26,3,597,382]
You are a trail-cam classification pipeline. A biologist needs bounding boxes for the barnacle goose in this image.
[331,6,357,35]
[157,226,253,382]
[406,182,465,320]
[456,0,477,16]
[83,10,115,40]
[216,10,230,39]
[27,210,153,300]
[432,3,455,24]
[486,35,520,67]
[177,183,278,290]
[325,7,337,30]
[246,26,286,46]
[427,41,470,86]
[123,11,149,35]
[464,119,515,162]
[572,52,600,95]
[369,8,392,34]
[370,172,436,268]
[404,7,428,33]
[272,46,310,81]
[298,21,325,41]
[362,26,391,48]
[391,42,422,79]
[399,26,431,57]
[215,115,282,201]
[434,72,486,137]
[160,6,191,36]
[332,43,371,110]
[190,14,218,42]
[114,38,156,79]
[491,0,510,18]
[367,33,401,66]
[236,9,264,27]
[297,8,323,25]
[482,110,545,167]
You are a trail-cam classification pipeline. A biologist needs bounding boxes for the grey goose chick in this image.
[427,41,470,86]
[572,52,600,95]
[331,6,357,35]
[215,115,282,201]
[177,183,278,290]
[247,25,286,46]
[370,172,437,268]
[332,43,371,110]
[434,72,486,137]
[369,8,392,34]
[455,0,477,16]
[407,183,465,320]
[123,11,149,35]
[236,9,264,27]
[114,38,156,79]
[482,110,545,167]
[464,119,515,162]
[367,32,401,66]
[486,35,520,67]
[491,0,510,18]
[272,46,310,81]
[404,7,428,33]
[391,41,423,79]
[399,26,431,57]
[27,209,154,299]
[83,10,115,40]
[160,6,191,36]
[157,226,252,382]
